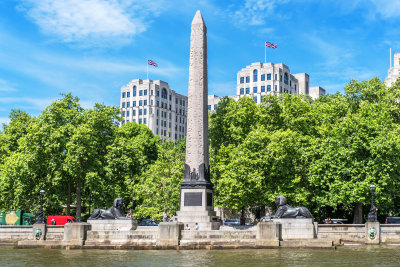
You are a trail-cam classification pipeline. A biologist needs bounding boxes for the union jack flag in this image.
[265,42,277,49]
[148,59,158,67]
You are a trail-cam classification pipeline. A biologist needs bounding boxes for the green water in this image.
[1,245,400,266]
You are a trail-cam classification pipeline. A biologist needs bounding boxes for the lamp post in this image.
[367,183,377,222]
[36,189,45,224]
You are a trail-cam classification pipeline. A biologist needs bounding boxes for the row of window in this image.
[122,87,186,106]
[240,70,291,85]
[208,104,218,110]
[122,118,147,124]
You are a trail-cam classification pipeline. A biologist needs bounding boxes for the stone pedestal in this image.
[177,187,220,230]
[87,218,137,231]
[32,223,46,241]
[365,222,380,244]
[157,222,184,247]
[256,221,281,246]
[272,218,314,240]
[62,222,90,247]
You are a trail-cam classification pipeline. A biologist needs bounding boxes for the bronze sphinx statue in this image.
[273,196,312,219]
[89,198,126,220]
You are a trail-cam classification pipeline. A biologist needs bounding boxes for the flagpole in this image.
[265,42,266,64]
[147,62,149,80]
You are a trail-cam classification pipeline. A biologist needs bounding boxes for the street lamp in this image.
[367,183,377,222]
[36,189,45,224]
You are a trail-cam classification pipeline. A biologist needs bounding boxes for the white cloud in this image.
[229,0,290,27]
[371,0,400,19]
[0,79,17,92]
[17,0,166,45]
[0,97,55,111]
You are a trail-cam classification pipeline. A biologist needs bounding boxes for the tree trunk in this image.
[353,201,363,224]
[67,182,71,216]
[76,177,82,221]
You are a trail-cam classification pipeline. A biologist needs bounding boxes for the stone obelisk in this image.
[177,10,219,230]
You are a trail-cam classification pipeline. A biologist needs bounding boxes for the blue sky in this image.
[1,0,400,127]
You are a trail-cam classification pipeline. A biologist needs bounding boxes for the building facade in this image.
[384,52,400,87]
[120,79,188,141]
[236,62,325,102]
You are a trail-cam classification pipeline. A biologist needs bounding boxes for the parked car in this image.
[386,217,400,224]
[47,216,75,225]
[224,218,240,226]
[139,219,158,226]
[324,218,347,224]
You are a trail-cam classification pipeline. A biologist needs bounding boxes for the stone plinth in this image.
[157,222,184,247]
[62,223,91,247]
[365,222,380,244]
[257,221,281,241]
[176,210,220,230]
[87,218,137,231]
[32,223,46,241]
[272,218,314,240]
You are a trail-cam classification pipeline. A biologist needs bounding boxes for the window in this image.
[127,110,130,117]
[144,118,147,124]
[122,111,125,117]
[156,128,159,134]
[151,90,153,95]
[133,86,137,96]
[275,74,277,80]
[150,108,153,114]
[284,73,288,85]
[139,109,142,115]
[122,102,125,108]
[208,105,211,110]
[144,100,147,105]
[144,109,147,115]
[261,74,265,81]
[127,92,130,98]
[253,69,258,82]
[280,75,282,82]
[253,97,257,103]
[156,100,159,107]
[267,74,271,80]
[157,110,159,116]
[182,100,185,106]
[169,113,171,119]
[240,77,244,83]
[180,99,182,105]
[139,100,142,106]
[246,76,250,83]
[157,119,159,125]
[122,92,126,98]
[175,98,178,104]
[133,110,136,116]
[133,101,136,107]
[127,102,130,108]
[246,88,250,94]
[122,120,125,124]
[169,95,172,101]
[280,86,282,93]
[275,85,277,91]
[267,85,271,92]
[253,87,257,93]
[139,118,142,124]
[240,88,244,95]
[214,104,217,110]
[161,88,168,99]
[175,134,177,139]
[261,86,265,92]
[139,90,143,96]
[144,89,147,95]
[150,100,153,106]
[156,90,160,97]
[164,121,167,127]
[169,122,171,128]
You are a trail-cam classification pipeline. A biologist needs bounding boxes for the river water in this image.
[1,245,400,266]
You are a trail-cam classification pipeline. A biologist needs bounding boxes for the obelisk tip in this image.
[192,10,205,25]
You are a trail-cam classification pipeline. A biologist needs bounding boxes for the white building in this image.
[236,62,325,102]
[120,79,188,141]
[384,52,400,87]
[207,95,222,112]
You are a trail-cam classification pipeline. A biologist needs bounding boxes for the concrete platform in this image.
[280,239,334,248]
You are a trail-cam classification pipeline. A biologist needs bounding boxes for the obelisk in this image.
[177,11,219,230]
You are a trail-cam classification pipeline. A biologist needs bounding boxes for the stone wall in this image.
[317,224,365,242]
[0,225,32,243]
[381,224,400,243]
